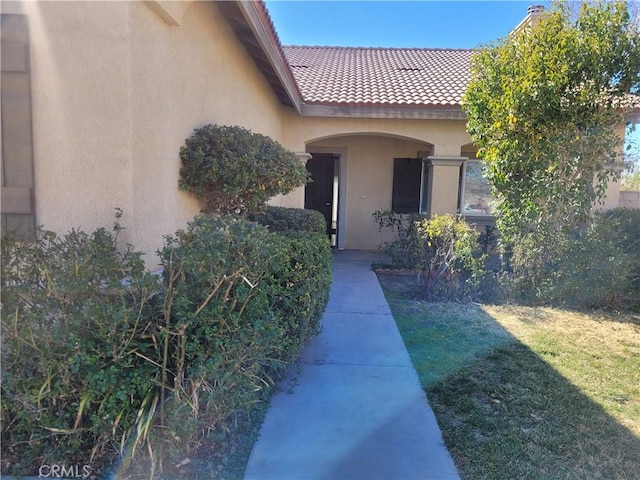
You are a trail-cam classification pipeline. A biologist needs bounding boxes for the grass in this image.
[377,273,640,480]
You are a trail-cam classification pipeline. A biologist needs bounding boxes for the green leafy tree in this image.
[179,124,309,215]
[621,169,640,190]
[463,1,640,238]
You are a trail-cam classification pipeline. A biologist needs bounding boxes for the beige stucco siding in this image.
[2,1,285,263]
[127,1,285,262]
[2,1,134,238]
[282,110,470,154]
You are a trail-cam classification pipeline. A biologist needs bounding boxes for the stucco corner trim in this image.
[427,156,467,167]
[145,1,191,26]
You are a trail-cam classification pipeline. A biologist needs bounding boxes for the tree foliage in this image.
[621,169,640,190]
[179,125,309,215]
[463,1,640,237]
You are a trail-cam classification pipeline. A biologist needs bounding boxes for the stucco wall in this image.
[2,1,134,239]
[282,110,470,155]
[619,190,640,209]
[127,1,284,264]
[2,1,285,264]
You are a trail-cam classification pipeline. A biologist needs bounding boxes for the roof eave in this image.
[224,1,304,113]
[299,103,468,120]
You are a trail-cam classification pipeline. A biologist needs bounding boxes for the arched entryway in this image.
[305,133,433,251]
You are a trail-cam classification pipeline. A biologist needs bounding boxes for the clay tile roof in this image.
[283,46,475,107]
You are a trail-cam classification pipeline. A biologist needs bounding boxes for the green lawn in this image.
[378,273,640,480]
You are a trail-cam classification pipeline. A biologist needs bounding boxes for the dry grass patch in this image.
[377,273,640,480]
[482,305,640,437]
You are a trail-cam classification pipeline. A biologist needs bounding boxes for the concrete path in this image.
[244,250,460,480]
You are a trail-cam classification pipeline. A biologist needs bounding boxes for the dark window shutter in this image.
[1,14,35,238]
[391,158,421,214]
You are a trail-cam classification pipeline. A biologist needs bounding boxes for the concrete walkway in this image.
[243,251,460,480]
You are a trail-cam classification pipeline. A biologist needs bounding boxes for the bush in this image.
[267,231,332,363]
[413,215,489,300]
[373,210,490,301]
[601,208,640,295]
[147,216,332,473]
[155,215,287,472]
[248,208,332,358]
[179,125,309,215]
[372,209,427,269]
[504,210,639,310]
[249,206,327,234]
[2,214,333,478]
[1,212,162,476]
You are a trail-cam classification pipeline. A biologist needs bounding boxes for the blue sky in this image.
[265,0,639,156]
[264,1,537,49]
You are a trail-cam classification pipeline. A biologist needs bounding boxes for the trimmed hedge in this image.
[249,205,327,235]
[1,214,332,478]
[250,207,332,360]
[268,230,332,362]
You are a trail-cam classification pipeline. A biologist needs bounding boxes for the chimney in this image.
[512,4,545,36]
[527,5,544,16]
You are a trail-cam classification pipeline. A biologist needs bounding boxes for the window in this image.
[391,158,429,214]
[459,161,494,216]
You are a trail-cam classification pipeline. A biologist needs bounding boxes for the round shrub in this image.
[179,124,309,215]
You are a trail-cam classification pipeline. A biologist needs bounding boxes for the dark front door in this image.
[305,153,338,244]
